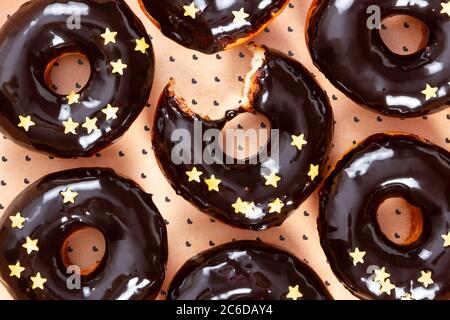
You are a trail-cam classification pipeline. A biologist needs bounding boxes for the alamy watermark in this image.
[366,5,382,30]
[66,265,81,290]
[44,2,88,30]
[170,122,280,165]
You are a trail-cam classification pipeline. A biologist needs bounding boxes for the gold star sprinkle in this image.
[8,261,25,279]
[401,293,414,300]
[349,247,366,265]
[232,197,247,214]
[232,8,250,24]
[441,2,450,17]
[204,175,221,192]
[291,133,308,151]
[110,59,127,75]
[418,270,434,288]
[22,237,39,254]
[374,267,391,283]
[268,198,285,213]
[102,104,119,120]
[18,115,35,132]
[442,231,450,247]
[242,202,256,218]
[308,164,319,181]
[263,172,281,188]
[379,279,396,295]
[231,198,256,218]
[9,212,26,229]
[30,272,47,290]
[183,2,200,19]
[82,117,98,134]
[62,117,79,135]
[135,37,150,54]
[60,188,78,204]
[286,285,303,300]
[421,83,438,100]
[101,27,117,45]
[66,91,80,105]
[186,167,203,182]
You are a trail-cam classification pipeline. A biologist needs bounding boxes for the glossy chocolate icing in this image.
[152,45,334,230]
[168,240,332,300]
[307,0,450,117]
[0,168,168,300]
[0,0,154,157]
[319,134,450,300]
[139,0,289,54]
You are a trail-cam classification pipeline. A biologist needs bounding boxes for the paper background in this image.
[0,0,448,300]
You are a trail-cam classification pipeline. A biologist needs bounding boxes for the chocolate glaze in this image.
[139,0,289,54]
[0,0,154,157]
[152,45,334,230]
[0,168,168,300]
[319,134,450,300]
[168,240,332,300]
[307,0,450,117]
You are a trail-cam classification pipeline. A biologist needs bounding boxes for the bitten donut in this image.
[152,45,333,230]
[168,240,332,300]
[307,0,450,117]
[319,134,450,300]
[0,0,154,157]
[139,0,289,54]
[0,168,168,300]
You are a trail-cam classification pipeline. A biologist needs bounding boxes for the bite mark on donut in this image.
[163,44,267,119]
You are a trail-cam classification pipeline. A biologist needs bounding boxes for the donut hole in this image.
[376,197,424,246]
[60,227,106,276]
[379,14,429,56]
[44,52,91,95]
[219,112,271,161]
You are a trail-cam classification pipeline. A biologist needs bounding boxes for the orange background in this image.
[0,0,448,300]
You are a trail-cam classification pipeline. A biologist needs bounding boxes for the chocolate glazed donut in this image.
[168,240,332,300]
[152,45,334,230]
[139,0,289,54]
[307,0,450,117]
[0,168,168,300]
[0,0,154,157]
[319,134,450,300]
